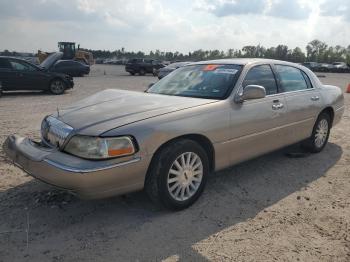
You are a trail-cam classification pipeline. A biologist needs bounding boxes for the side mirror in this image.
[235,85,266,103]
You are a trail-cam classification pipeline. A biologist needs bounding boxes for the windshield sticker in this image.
[203,64,220,71]
[214,68,238,75]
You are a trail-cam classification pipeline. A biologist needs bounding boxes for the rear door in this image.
[229,64,290,164]
[273,64,323,142]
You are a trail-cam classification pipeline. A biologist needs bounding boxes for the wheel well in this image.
[50,77,64,85]
[148,134,215,174]
[320,107,334,127]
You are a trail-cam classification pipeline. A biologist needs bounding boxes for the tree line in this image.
[1,39,350,64]
[85,40,350,64]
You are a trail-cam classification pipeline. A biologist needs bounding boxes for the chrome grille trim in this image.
[41,116,73,148]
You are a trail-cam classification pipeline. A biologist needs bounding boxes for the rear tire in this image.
[130,72,135,76]
[302,112,331,153]
[145,139,209,210]
[49,79,66,95]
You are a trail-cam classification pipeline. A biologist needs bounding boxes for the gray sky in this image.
[0,0,349,53]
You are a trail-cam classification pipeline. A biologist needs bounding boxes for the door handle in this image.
[272,103,284,110]
[311,96,320,101]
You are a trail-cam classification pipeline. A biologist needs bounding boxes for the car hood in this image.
[55,89,217,135]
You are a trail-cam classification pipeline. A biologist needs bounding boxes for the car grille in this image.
[41,116,73,148]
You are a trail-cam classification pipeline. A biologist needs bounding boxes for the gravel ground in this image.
[0,65,349,262]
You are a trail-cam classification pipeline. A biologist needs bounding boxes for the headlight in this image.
[64,135,136,160]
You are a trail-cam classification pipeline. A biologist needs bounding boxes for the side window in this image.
[275,65,308,92]
[10,60,28,71]
[54,62,63,69]
[56,61,71,68]
[10,60,36,71]
[242,65,278,95]
[152,60,161,65]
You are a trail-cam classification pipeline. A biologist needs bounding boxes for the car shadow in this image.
[1,91,50,97]
[1,90,73,98]
[0,143,342,261]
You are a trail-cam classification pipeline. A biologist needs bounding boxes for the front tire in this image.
[145,139,209,210]
[302,112,331,153]
[49,79,66,95]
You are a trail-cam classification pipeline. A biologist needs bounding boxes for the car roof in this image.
[189,58,300,66]
[0,56,39,66]
[0,56,28,61]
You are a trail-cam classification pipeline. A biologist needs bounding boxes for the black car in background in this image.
[302,61,350,73]
[51,60,90,77]
[40,53,90,77]
[125,59,164,75]
[0,56,74,96]
[156,62,191,79]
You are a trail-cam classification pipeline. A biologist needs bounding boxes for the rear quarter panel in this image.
[319,85,345,126]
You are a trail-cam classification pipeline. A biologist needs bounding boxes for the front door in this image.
[9,59,48,90]
[229,64,290,164]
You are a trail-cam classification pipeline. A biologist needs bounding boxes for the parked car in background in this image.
[51,60,90,77]
[3,59,344,210]
[125,58,164,75]
[156,62,191,79]
[318,63,335,72]
[302,62,320,72]
[0,56,73,96]
[40,52,90,77]
[332,62,350,73]
[40,52,63,69]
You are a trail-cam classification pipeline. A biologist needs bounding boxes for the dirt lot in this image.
[0,65,349,262]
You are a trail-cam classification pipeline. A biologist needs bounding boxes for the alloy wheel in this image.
[315,119,329,148]
[167,152,203,201]
[50,80,65,94]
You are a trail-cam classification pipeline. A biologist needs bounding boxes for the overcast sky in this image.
[0,0,349,53]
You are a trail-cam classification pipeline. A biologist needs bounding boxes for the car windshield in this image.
[40,52,63,69]
[147,64,242,99]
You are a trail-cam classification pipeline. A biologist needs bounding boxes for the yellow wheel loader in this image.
[37,42,94,65]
